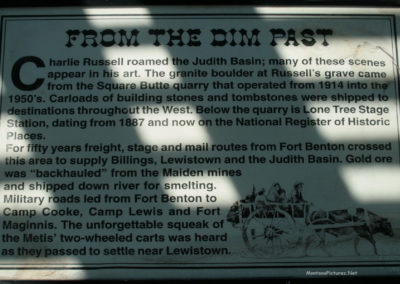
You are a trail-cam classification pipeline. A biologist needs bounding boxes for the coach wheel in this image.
[242,207,299,256]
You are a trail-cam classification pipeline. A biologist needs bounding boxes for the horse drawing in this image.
[305,208,394,256]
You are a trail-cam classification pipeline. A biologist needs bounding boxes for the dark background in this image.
[0,0,399,7]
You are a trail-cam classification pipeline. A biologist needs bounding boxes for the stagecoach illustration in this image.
[226,183,394,257]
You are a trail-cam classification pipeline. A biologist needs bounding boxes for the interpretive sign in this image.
[0,7,400,279]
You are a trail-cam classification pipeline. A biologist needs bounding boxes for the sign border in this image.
[0,11,399,273]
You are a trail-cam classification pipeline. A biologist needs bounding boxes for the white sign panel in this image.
[0,7,400,280]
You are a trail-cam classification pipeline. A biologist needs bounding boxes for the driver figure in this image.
[255,183,287,210]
